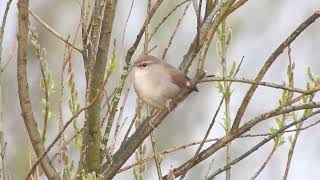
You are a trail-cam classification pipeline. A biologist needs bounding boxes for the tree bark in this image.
[17,0,59,179]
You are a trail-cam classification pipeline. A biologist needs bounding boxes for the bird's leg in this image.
[151,108,158,116]
[147,106,156,129]
[149,119,155,129]
[165,99,172,111]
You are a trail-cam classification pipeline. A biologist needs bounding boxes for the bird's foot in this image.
[165,99,172,112]
[149,119,155,129]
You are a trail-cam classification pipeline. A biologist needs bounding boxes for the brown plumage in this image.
[132,54,198,110]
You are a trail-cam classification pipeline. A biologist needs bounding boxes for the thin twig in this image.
[118,138,219,174]
[0,0,13,66]
[162,1,191,60]
[102,0,245,178]
[121,0,135,48]
[282,47,297,180]
[58,49,65,175]
[116,101,320,176]
[216,18,232,180]
[149,0,189,41]
[166,100,320,178]
[239,118,320,136]
[191,0,199,20]
[146,45,158,54]
[282,46,308,180]
[108,78,132,154]
[18,0,59,178]
[59,22,82,175]
[0,2,13,175]
[28,9,83,53]
[0,40,16,73]
[25,63,111,179]
[103,0,165,155]
[179,0,237,73]
[164,10,320,175]
[101,88,117,128]
[202,76,307,94]
[249,141,278,180]
[204,0,217,20]
[202,58,244,153]
[150,132,163,180]
[231,10,320,131]
[29,27,50,141]
[241,119,320,137]
[207,110,320,179]
[122,99,142,143]
[179,56,243,180]
[196,0,202,51]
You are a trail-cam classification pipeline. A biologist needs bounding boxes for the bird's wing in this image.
[166,64,198,92]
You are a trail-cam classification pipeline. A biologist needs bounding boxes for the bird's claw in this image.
[166,99,172,111]
[149,119,155,129]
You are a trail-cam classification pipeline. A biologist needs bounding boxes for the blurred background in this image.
[1,0,320,179]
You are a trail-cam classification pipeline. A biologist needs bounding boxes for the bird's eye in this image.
[142,63,147,67]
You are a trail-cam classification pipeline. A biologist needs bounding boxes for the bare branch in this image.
[26,58,112,179]
[83,0,118,173]
[149,0,189,41]
[102,72,205,179]
[118,118,320,175]
[162,1,191,60]
[0,0,13,66]
[249,141,278,180]
[150,132,163,180]
[28,9,83,53]
[118,138,219,174]
[17,0,59,179]
[121,0,135,47]
[179,0,238,73]
[0,1,13,177]
[207,110,320,179]
[231,11,320,131]
[202,76,307,94]
[163,100,320,178]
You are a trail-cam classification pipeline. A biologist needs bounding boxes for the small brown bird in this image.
[132,54,198,110]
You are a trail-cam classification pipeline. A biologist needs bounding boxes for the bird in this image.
[131,54,198,111]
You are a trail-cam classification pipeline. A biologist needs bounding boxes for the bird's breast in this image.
[133,69,181,107]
